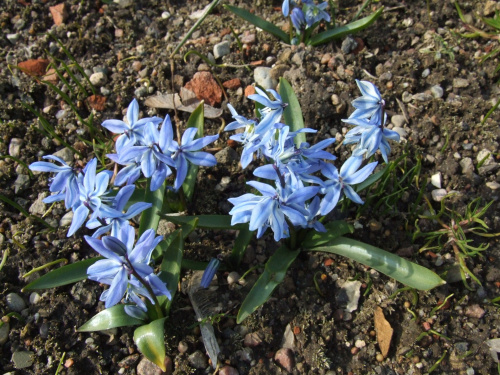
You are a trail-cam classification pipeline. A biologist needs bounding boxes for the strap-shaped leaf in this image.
[23,258,101,291]
[134,318,167,371]
[78,305,144,332]
[308,7,384,46]
[163,214,248,230]
[279,77,305,147]
[138,180,166,237]
[237,245,300,323]
[224,5,290,43]
[230,225,254,267]
[183,101,204,201]
[158,230,184,312]
[309,236,445,290]
[301,220,354,249]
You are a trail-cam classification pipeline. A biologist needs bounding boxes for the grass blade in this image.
[279,77,305,147]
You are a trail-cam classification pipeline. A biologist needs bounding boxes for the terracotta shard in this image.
[374,306,393,358]
[49,3,68,26]
[184,71,222,107]
[18,59,50,77]
[87,95,107,111]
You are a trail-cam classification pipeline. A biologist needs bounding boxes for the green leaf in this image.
[230,225,254,267]
[309,236,445,290]
[158,230,184,311]
[134,318,167,371]
[183,101,205,201]
[308,7,384,46]
[78,305,144,332]
[279,77,305,147]
[138,180,166,237]
[224,5,290,43]
[163,214,248,230]
[23,258,101,291]
[237,245,300,323]
[301,221,354,249]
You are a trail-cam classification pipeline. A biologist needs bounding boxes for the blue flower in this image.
[168,123,219,191]
[87,184,152,238]
[68,158,122,237]
[303,1,330,27]
[319,157,378,215]
[348,80,385,125]
[101,99,162,152]
[291,8,306,32]
[301,196,326,232]
[29,155,80,209]
[86,226,166,308]
[118,118,175,191]
[342,116,400,163]
[248,88,287,135]
[200,258,221,288]
[229,181,319,241]
[282,0,291,17]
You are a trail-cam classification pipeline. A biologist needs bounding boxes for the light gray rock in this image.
[215,147,239,164]
[188,350,208,369]
[14,174,30,194]
[9,138,23,157]
[341,280,362,313]
[12,351,34,369]
[453,78,469,88]
[430,85,444,98]
[254,67,277,90]
[7,293,27,312]
[213,41,230,59]
[59,211,73,227]
[89,72,107,86]
[0,321,9,344]
[431,188,448,202]
[391,115,406,128]
[53,147,74,164]
[431,172,441,188]
[460,157,474,176]
[29,193,48,216]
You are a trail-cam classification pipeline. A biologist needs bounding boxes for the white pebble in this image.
[431,172,441,188]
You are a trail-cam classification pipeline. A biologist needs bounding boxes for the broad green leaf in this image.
[138,180,166,237]
[224,5,290,44]
[23,258,101,291]
[308,7,384,46]
[309,236,445,290]
[279,78,305,147]
[78,305,144,332]
[237,245,300,323]
[230,225,254,267]
[162,214,247,230]
[134,318,167,371]
[301,220,354,249]
[183,101,205,201]
[158,230,184,311]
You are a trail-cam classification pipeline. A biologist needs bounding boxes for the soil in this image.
[1,0,500,374]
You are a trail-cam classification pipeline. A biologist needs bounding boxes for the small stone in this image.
[341,280,362,312]
[453,78,469,88]
[486,181,500,190]
[9,138,23,157]
[117,0,133,7]
[484,1,497,16]
[12,351,34,369]
[240,33,255,44]
[421,68,430,78]
[331,94,340,106]
[244,85,256,97]
[430,85,444,98]
[464,304,485,319]
[321,53,332,64]
[431,172,441,188]
[368,220,382,232]
[161,11,171,19]
[222,78,241,90]
[18,59,51,77]
[227,271,240,285]
[188,350,208,369]
[89,72,107,86]
[379,72,392,82]
[254,67,276,90]
[87,95,107,111]
[431,189,447,202]
[412,93,433,102]
[219,365,239,375]
[0,321,9,344]
[7,33,20,44]
[214,41,231,59]
[391,115,406,128]
[392,127,407,138]
[215,147,239,164]
[59,211,74,227]
[355,339,366,348]
[29,292,41,305]
[459,158,474,176]
[274,348,294,373]
[184,72,223,106]
[49,3,68,26]
[136,356,172,375]
[341,35,358,54]
[402,91,412,103]
[178,341,189,354]
[244,332,263,347]
[14,174,30,194]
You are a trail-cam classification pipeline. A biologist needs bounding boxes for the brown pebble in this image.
[244,85,256,97]
[274,348,294,373]
[464,304,485,319]
[386,81,393,89]
[64,358,74,368]
[351,347,359,355]
[324,258,334,267]
[244,332,263,347]
[376,353,384,362]
[223,78,242,90]
[219,365,239,375]
[293,326,301,335]
[369,330,376,337]
[404,301,411,309]
[412,355,420,364]
[422,322,431,331]
[132,61,142,72]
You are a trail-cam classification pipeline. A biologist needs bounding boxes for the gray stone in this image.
[430,85,444,98]
[484,1,497,16]
[341,280,362,313]
[391,115,406,128]
[136,355,172,375]
[59,211,73,227]
[431,172,441,188]
[9,138,23,157]
[486,181,500,190]
[240,33,255,44]
[12,351,34,369]
[53,147,74,164]
[227,271,240,285]
[7,293,26,312]
[274,348,294,373]
[412,93,433,101]
[392,126,407,138]
[402,91,412,103]
[29,193,48,216]
[341,35,358,54]
[421,68,430,78]
[215,147,239,164]
[161,11,171,19]
[7,33,20,44]
[254,67,276,90]
[459,157,474,176]
[431,189,448,202]
[453,78,469,88]
[213,41,230,59]
[134,86,147,98]
[219,366,239,375]
[89,72,107,86]
[29,292,41,305]
[188,350,208,369]
[0,321,9,344]
[14,174,30,193]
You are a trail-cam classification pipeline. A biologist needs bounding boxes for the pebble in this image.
[0,321,9,344]
[341,35,358,54]
[6,293,26,312]
[431,189,447,202]
[392,127,407,138]
[368,219,382,232]
[53,147,74,164]
[240,33,255,44]
[244,332,263,347]
[59,211,74,227]
[215,147,239,164]
[274,348,294,373]
[29,193,48,216]
[89,72,107,86]
[355,339,366,348]
[341,280,362,312]
[9,138,23,157]
[253,67,276,90]
[421,68,430,78]
[7,33,20,44]
[214,41,231,59]
[431,172,441,188]
[227,271,240,285]
[161,11,171,19]
[459,157,474,176]
[486,181,500,190]
[136,356,173,375]
[464,304,485,319]
[178,341,189,354]
[412,93,433,102]
[219,365,239,375]
[379,72,392,82]
[453,78,469,88]
[391,115,406,128]
[331,94,340,106]
[12,351,34,369]
[29,292,41,305]
[402,91,412,103]
[188,350,208,369]
[430,85,444,98]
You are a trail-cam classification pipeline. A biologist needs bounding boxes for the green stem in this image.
[128,262,164,319]
[22,258,67,278]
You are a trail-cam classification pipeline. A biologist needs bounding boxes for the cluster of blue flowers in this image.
[29,100,219,315]
[282,0,331,35]
[225,80,399,241]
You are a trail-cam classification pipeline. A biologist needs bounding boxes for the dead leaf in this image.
[144,88,222,119]
[374,306,393,358]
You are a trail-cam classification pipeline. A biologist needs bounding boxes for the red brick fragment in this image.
[49,3,68,26]
[87,95,107,111]
[18,59,50,76]
[222,78,241,90]
[184,72,223,107]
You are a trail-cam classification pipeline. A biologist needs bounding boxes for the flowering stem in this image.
[127,258,164,319]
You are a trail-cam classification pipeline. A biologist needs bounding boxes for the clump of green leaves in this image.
[414,196,500,289]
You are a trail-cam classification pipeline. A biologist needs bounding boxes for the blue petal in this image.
[126,99,139,126]
[173,155,188,191]
[183,134,219,152]
[83,158,98,192]
[181,128,199,146]
[247,181,276,197]
[158,115,174,151]
[101,119,128,134]
[114,185,135,211]
[344,161,377,185]
[184,151,217,167]
[249,199,273,231]
[105,267,128,308]
[85,235,125,263]
[102,236,128,256]
[200,258,220,288]
[67,204,89,237]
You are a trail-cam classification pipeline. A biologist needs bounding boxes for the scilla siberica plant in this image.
[26,79,444,369]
